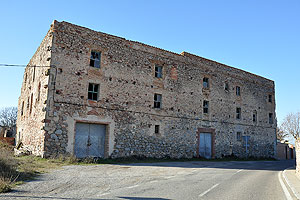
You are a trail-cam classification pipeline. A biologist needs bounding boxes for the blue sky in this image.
[0,0,299,125]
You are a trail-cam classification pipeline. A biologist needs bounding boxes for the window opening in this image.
[154,94,162,108]
[90,51,101,68]
[155,65,163,78]
[88,83,99,101]
[203,100,209,114]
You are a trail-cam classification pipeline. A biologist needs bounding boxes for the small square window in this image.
[203,77,209,88]
[88,83,99,101]
[268,95,272,103]
[269,113,273,124]
[236,107,241,119]
[236,86,241,96]
[237,132,241,141]
[155,65,163,78]
[155,125,160,134]
[203,100,209,114]
[154,93,162,108]
[90,51,101,68]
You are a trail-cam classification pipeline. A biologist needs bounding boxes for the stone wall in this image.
[17,20,277,158]
[16,26,53,156]
[296,140,300,175]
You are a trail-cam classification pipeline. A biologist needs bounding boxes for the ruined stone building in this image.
[16,20,277,159]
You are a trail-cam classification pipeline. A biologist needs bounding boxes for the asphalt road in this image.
[0,160,295,200]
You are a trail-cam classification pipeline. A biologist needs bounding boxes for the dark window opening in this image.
[236,86,241,96]
[90,51,101,68]
[225,82,229,91]
[268,94,272,103]
[203,100,209,114]
[88,83,99,101]
[154,93,162,108]
[236,107,241,119]
[37,82,41,102]
[269,113,273,124]
[21,101,24,116]
[237,132,241,141]
[253,111,257,122]
[33,65,36,82]
[203,77,209,88]
[155,65,163,78]
[155,125,160,134]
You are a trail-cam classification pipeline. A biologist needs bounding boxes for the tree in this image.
[276,127,289,142]
[281,112,300,140]
[0,107,18,128]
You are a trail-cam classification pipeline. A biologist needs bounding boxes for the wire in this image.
[0,64,52,68]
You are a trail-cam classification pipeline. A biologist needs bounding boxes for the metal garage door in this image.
[75,123,106,158]
[199,133,212,159]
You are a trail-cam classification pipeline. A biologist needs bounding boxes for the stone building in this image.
[16,20,277,159]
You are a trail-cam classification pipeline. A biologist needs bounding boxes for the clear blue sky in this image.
[0,0,299,125]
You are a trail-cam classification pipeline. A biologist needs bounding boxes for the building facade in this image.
[16,20,277,159]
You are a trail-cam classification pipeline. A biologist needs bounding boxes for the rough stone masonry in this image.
[16,20,277,159]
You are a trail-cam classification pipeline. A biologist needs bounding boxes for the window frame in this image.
[154,93,162,109]
[237,132,242,141]
[154,125,160,135]
[203,77,209,89]
[236,86,241,96]
[88,83,100,101]
[203,100,209,114]
[89,51,101,68]
[155,65,163,78]
[268,94,272,103]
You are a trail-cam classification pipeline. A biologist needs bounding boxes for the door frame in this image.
[74,120,110,158]
[197,128,215,158]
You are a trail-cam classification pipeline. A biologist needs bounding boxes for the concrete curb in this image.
[283,167,300,200]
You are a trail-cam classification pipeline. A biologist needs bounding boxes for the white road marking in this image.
[165,176,176,179]
[283,168,300,200]
[199,183,220,197]
[278,171,293,200]
[126,184,139,189]
[150,180,158,183]
[98,192,110,196]
[234,169,243,174]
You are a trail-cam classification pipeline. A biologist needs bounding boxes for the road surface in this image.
[0,160,295,200]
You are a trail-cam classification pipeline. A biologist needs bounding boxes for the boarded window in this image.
[268,94,272,103]
[155,125,160,134]
[88,83,99,101]
[237,132,241,141]
[203,77,209,88]
[90,51,101,68]
[155,65,163,78]
[203,100,209,114]
[154,93,162,108]
[236,107,241,119]
[236,86,241,96]
[269,113,273,124]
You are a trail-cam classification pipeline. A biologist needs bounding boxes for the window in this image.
[90,51,101,68]
[154,94,162,108]
[225,82,229,91]
[237,132,241,141]
[155,65,163,78]
[236,86,241,96]
[268,94,272,103]
[88,83,99,101]
[253,110,257,122]
[37,82,41,102]
[269,113,273,124]
[30,93,33,114]
[236,107,241,119]
[203,77,209,88]
[203,100,209,114]
[21,101,24,116]
[155,125,160,134]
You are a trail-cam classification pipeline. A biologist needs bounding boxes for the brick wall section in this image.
[17,20,277,158]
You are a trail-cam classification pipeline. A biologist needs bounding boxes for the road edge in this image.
[283,167,300,200]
